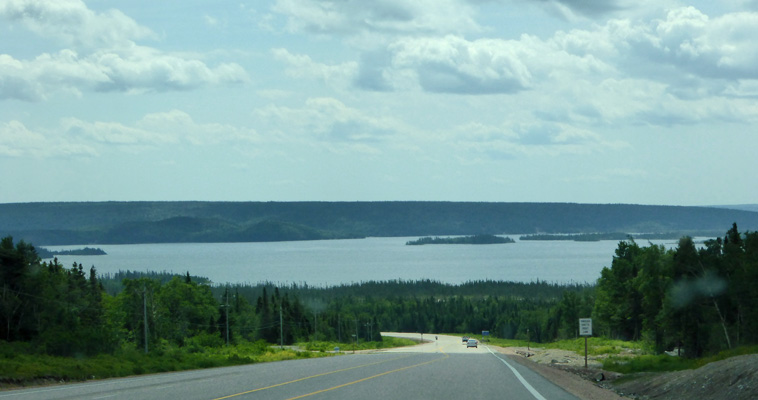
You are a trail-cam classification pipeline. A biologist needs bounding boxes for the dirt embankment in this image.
[499,346,758,400]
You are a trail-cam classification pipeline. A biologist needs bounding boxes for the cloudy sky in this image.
[2,0,757,206]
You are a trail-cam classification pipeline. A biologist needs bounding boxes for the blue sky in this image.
[1,0,757,205]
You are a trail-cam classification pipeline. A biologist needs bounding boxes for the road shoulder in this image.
[491,346,628,400]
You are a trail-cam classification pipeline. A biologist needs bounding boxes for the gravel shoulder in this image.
[495,346,758,400]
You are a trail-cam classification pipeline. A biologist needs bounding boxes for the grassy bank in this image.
[0,340,313,387]
[0,337,421,388]
[602,344,758,374]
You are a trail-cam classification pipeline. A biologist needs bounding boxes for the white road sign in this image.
[579,318,592,336]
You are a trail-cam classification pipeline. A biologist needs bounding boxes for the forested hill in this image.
[2,201,758,245]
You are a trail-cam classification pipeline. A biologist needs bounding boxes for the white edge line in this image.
[486,346,548,400]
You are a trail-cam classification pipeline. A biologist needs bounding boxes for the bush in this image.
[185,333,224,352]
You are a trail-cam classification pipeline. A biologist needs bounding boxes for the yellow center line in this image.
[285,351,450,400]
[210,354,414,400]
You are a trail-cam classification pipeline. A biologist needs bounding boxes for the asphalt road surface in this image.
[0,334,578,400]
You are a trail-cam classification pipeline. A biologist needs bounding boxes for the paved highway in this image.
[0,334,577,400]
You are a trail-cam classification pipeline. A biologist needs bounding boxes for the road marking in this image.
[210,354,414,400]
[486,346,547,400]
[285,353,449,400]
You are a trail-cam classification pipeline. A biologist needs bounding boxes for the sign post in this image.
[579,318,592,368]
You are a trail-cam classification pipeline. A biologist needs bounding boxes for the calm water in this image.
[43,236,682,286]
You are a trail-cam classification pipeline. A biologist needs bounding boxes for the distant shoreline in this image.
[2,201,751,246]
[519,232,704,242]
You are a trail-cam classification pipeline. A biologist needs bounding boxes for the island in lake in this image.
[37,247,107,259]
[406,234,515,245]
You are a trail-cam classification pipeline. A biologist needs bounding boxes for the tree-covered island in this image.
[36,246,107,258]
[406,234,515,245]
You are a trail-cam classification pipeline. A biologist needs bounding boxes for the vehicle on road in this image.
[462,336,469,343]
[466,339,478,348]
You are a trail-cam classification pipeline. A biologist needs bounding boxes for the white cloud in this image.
[349,32,611,95]
[62,117,174,146]
[204,15,219,27]
[273,0,480,36]
[591,7,758,81]
[0,54,48,101]
[255,97,401,146]
[386,35,534,93]
[356,7,758,126]
[0,0,249,101]
[519,0,679,20]
[0,120,48,157]
[0,0,153,49]
[88,46,249,92]
[60,110,261,149]
[136,110,260,145]
[449,120,627,160]
[0,48,249,100]
[0,120,96,157]
[272,48,358,85]
[0,110,262,160]
[661,8,758,79]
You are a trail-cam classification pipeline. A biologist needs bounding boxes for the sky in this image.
[1,0,757,206]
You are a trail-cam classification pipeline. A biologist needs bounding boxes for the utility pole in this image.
[280,306,284,349]
[143,286,148,354]
[225,288,230,346]
[338,314,341,342]
[527,328,530,351]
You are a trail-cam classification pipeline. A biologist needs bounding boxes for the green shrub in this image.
[186,333,224,350]
[603,354,696,373]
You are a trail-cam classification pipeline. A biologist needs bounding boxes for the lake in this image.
[42,236,684,286]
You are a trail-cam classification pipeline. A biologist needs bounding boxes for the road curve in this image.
[0,333,578,400]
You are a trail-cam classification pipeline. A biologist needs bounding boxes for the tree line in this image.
[0,237,314,356]
[593,223,758,357]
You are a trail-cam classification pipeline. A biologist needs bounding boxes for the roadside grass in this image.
[545,337,644,356]
[0,339,331,386]
[297,336,417,352]
[477,337,528,348]
[0,336,418,387]
[603,344,758,374]
[479,336,644,358]
[469,334,758,374]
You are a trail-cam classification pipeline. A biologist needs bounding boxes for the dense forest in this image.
[1,223,757,360]
[593,223,758,357]
[2,201,758,245]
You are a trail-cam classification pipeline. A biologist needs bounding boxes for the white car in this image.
[466,339,478,348]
